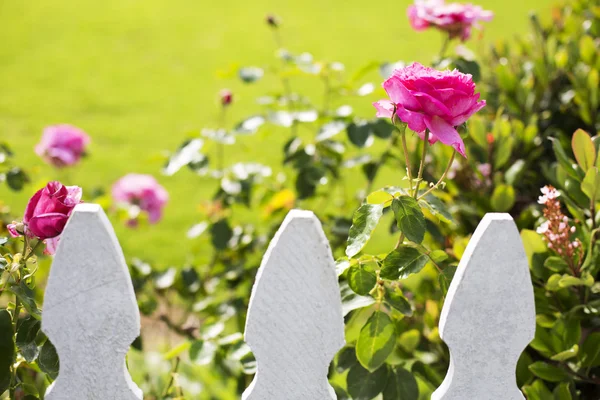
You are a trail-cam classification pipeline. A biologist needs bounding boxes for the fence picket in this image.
[42,204,142,400]
[432,213,536,400]
[242,210,345,400]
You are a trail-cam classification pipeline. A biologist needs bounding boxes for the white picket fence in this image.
[41,204,536,399]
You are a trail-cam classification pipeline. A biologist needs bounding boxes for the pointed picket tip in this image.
[42,204,142,400]
[243,209,344,400]
[433,213,535,400]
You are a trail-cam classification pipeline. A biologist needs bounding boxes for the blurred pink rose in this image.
[220,89,233,106]
[407,0,493,41]
[35,124,91,167]
[373,62,486,157]
[112,174,169,225]
[7,181,82,255]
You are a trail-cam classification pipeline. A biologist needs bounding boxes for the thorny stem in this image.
[439,35,451,60]
[162,357,181,398]
[365,129,400,196]
[414,131,430,198]
[418,150,456,200]
[395,233,405,250]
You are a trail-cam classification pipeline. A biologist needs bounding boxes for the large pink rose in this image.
[35,124,91,168]
[373,62,486,157]
[407,0,493,41]
[112,174,169,225]
[7,181,83,254]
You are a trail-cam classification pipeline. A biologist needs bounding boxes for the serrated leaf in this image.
[381,246,428,280]
[572,129,596,171]
[16,317,41,363]
[346,204,384,257]
[356,311,396,371]
[420,194,452,223]
[392,197,426,244]
[348,264,377,296]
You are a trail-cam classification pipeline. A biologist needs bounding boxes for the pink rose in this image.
[407,0,493,41]
[35,124,91,168]
[112,174,169,225]
[7,181,83,255]
[373,62,486,157]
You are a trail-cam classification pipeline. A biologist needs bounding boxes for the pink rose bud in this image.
[373,62,486,157]
[35,124,91,168]
[266,14,280,28]
[220,89,233,106]
[112,174,169,226]
[407,0,493,41]
[7,181,83,255]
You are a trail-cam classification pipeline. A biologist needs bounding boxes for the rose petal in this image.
[424,115,466,157]
[373,100,395,118]
[27,213,69,240]
[413,92,452,117]
[7,223,20,238]
[450,100,486,126]
[23,188,43,224]
[383,79,421,110]
[44,237,60,255]
[396,107,427,133]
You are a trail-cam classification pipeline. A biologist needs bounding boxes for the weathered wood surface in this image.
[432,213,536,400]
[242,210,345,400]
[42,204,142,400]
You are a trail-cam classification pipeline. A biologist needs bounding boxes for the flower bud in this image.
[220,89,233,107]
[266,14,280,28]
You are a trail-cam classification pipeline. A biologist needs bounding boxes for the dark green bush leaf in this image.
[382,366,419,400]
[210,219,233,250]
[528,361,570,382]
[381,246,428,280]
[522,380,553,400]
[16,317,41,363]
[38,340,59,380]
[356,311,396,371]
[0,310,13,394]
[6,167,29,191]
[346,364,388,400]
[392,196,426,244]
[346,204,384,258]
[336,346,358,372]
[384,285,412,316]
[347,121,373,148]
[348,264,377,296]
[580,332,600,367]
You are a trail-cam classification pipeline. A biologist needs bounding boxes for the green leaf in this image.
[8,284,40,320]
[550,137,579,179]
[579,35,596,65]
[38,339,59,380]
[528,361,570,382]
[551,344,578,361]
[0,309,13,393]
[16,317,41,363]
[210,219,233,250]
[522,380,553,400]
[336,347,358,372]
[553,382,572,400]
[581,167,600,203]
[356,311,396,371]
[382,366,419,400]
[399,329,420,353]
[490,184,515,212]
[468,116,488,149]
[348,264,377,296]
[384,285,412,316]
[544,257,569,273]
[347,121,374,148]
[346,364,388,400]
[392,197,426,244]
[381,247,428,280]
[420,194,452,223]
[580,332,600,367]
[572,129,596,171]
[6,167,29,191]
[346,204,384,258]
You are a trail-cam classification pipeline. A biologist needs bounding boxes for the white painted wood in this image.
[242,210,345,400]
[432,213,535,400]
[42,204,142,400]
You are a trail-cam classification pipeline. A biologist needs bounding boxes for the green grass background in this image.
[1,0,552,265]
